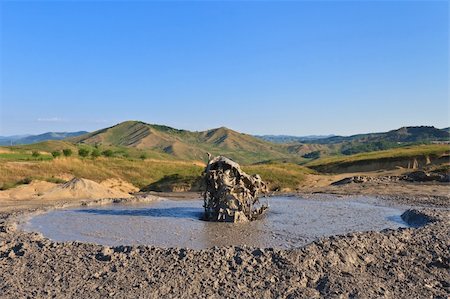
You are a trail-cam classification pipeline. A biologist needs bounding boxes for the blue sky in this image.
[0,1,448,136]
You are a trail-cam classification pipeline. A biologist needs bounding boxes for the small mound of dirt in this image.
[100,178,139,194]
[40,178,132,200]
[0,181,56,200]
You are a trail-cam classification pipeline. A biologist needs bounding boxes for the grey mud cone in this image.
[202,154,269,222]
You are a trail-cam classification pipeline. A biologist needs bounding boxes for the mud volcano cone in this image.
[202,154,268,222]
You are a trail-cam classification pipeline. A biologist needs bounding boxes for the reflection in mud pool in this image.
[24,196,409,249]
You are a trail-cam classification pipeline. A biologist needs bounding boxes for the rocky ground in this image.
[0,184,449,298]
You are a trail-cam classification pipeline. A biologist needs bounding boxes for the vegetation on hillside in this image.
[308,126,450,145]
[1,122,449,193]
[307,144,450,168]
[70,121,295,164]
[0,157,203,190]
[0,155,313,192]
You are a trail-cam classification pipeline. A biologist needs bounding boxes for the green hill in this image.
[0,131,88,146]
[306,144,450,173]
[310,126,449,144]
[70,121,297,164]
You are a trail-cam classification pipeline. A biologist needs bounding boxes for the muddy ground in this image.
[0,182,449,298]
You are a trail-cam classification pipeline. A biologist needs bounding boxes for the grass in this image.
[8,140,78,153]
[306,144,450,168]
[0,156,203,189]
[2,143,447,192]
[0,153,312,191]
[243,163,314,191]
[0,152,53,161]
[70,121,297,164]
[0,138,313,191]
[4,140,179,161]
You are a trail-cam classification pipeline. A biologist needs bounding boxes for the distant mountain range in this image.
[1,123,448,163]
[258,126,449,144]
[0,131,88,146]
[256,135,335,143]
[307,126,450,144]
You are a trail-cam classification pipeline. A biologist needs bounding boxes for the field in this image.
[306,144,449,172]
[0,143,448,191]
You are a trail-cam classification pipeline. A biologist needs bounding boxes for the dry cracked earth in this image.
[0,195,449,298]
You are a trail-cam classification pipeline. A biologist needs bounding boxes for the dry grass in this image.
[0,157,312,191]
[306,144,450,167]
[0,157,203,190]
[243,163,314,191]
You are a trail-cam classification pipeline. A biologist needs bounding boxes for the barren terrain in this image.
[0,181,448,298]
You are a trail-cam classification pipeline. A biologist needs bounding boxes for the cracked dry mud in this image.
[0,194,449,298]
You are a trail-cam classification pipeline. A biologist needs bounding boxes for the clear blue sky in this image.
[0,1,448,136]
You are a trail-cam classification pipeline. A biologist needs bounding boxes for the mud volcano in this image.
[203,154,268,222]
[22,196,409,249]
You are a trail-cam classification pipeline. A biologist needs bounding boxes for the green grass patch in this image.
[0,152,53,161]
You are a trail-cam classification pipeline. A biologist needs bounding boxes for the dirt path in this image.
[0,185,449,298]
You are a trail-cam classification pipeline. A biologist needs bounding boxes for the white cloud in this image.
[36,117,65,122]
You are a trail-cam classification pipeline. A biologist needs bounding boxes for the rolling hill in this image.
[1,122,449,191]
[255,134,335,143]
[257,126,449,145]
[0,131,88,146]
[3,122,448,165]
[71,121,297,164]
[256,126,450,156]
[308,126,450,144]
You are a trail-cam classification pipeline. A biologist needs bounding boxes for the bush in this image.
[45,177,66,184]
[302,151,321,159]
[51,151,61,158]
[32,151,40,157]
[102,149,114,157]
[139,153,147,160]
[63,149,72,157]
[340,141,399,155]
[91,148,101,158]
[78,148,90,158]
[18,177,32,185]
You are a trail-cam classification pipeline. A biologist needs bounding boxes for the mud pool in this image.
[23,196,409,249]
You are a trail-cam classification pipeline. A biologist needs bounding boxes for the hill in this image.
[309,126,449,145]
[71,121,296,164]
[307,144,450,173]
[0,131,88,146]
[255,135,335,143]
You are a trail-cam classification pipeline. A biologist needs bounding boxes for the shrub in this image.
[18,177,32,185]
[139,153,147,160]
[63,149,72,157]
[32,151,40,157]
[45,177,66,184]
[91,148,101,158]
[78,148,90,157]
[302,151,321,159]
[102,149,114,157]
[51,151,61,158]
